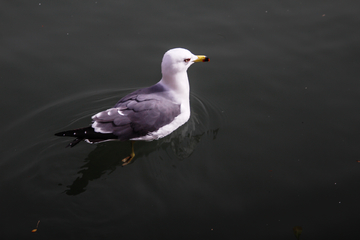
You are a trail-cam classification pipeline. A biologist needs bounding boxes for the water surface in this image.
[1,0,360,239]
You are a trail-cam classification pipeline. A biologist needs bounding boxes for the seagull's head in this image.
[161,48,209,77]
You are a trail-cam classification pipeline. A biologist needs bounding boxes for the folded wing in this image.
[92,91,181,141]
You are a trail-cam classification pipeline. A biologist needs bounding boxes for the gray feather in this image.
[92,83,181,140]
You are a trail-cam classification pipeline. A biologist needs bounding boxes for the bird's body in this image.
[55,48,209,165]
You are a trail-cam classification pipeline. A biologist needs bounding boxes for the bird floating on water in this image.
[55,48,210,166]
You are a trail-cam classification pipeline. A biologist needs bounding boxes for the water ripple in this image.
[1,88,223,195]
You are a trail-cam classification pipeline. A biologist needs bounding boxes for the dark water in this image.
[1,0,360,239]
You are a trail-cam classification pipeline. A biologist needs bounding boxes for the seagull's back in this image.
[92,83,181,141]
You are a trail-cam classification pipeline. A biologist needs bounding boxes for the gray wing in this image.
[92,85,181,141]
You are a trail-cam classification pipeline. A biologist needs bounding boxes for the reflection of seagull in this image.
[55,48,209,166]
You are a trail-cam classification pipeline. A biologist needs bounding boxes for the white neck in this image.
[159,72,190,103]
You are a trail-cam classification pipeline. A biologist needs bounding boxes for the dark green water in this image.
[1,0,360,239]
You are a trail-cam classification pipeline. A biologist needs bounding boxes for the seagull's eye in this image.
[184,58,191,63]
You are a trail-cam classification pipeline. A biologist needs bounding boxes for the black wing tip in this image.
[54,129,86,148]
[54,126,93,137]
[55,126,119,148]
[66,138,83,148]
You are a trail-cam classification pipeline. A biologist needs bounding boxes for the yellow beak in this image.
[193,55,210,62]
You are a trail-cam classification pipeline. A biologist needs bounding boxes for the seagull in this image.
[55,48,209,166]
